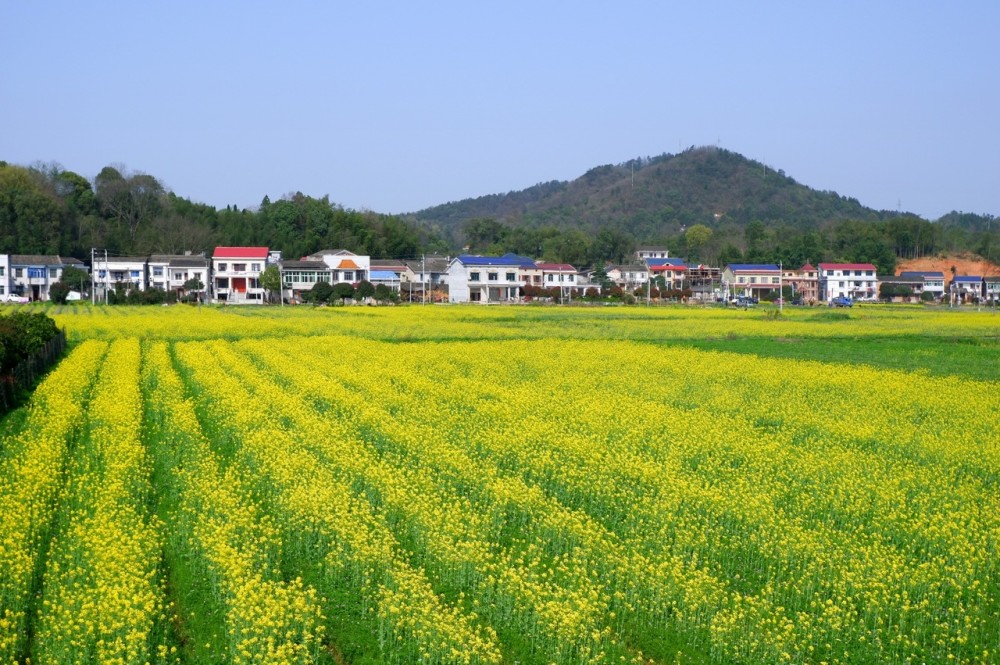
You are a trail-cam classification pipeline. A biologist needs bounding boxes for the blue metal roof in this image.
[726,263,780,272]
[369,270,400,280]
[458,254,532,267]
[645,258,687,267]
[953,276,982,282]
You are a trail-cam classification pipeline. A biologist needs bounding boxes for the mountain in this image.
[407,146,897,246]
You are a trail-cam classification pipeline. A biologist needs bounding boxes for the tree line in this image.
[0,161,439,261]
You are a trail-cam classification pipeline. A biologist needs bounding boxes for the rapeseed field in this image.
[1,304,997,664]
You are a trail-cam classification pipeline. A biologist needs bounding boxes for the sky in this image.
[2,1,998,220]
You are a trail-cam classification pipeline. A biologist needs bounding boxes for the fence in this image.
[0,328,67,415]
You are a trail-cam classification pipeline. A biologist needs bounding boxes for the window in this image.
[547,274,554,282]
[252,263,261,272]
[233,263,247,272]
[506,272,516,282]
[218,263,227,271]
[488,272,498,281]
[343,271,354,282]
[558,275,564,283]
[470,291,481,302]
[865,271,874,276]
[771,277,779,284]
[130,270,141,279]
[15,268,23,278]
[567,275,574,283]
[470,271,480,281]
[0,286,4,294]
[749,277,757,284]
[0,267,4,276]
[737,276,746,283]
[826,270,833,276]
[49,268,58,278]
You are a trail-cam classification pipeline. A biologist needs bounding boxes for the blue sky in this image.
[2,1,997,219]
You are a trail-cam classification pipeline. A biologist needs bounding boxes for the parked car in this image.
[831,296,853,308]
[0,294,31,304]
[733,296,757,307]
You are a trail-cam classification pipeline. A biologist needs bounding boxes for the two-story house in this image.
[401,256,450,302]
[148,254,210,296]
[536,263,581,296]
[607,264,650,291]
[213,246,268,304]
[90,256,148,300]
[8,255,77,301]
[305,249,370,284]
[985,276,1000,303]
[951,276,983,302]
[447,254,530,303]
[722,264,781,298]
[899,271,945,300]
[818,263,878,302]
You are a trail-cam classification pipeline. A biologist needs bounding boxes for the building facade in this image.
[818,263,878,302]
[447,255,530,303]
[723,264,781,298]
[213,247,269,304]
[783,263,819,303]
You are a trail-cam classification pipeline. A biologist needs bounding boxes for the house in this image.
[634,246,670,261]
[148,254,210,296]
[783,263,819,303]
[305,249,370,284]
[722,264,781,298]
[951,276,983,302]
[369,270,401,294]
[277,258,330,302]
[985,276,1000,303]
[401,256,450,302]
[877,274,925,302]
[536,263,583,296]
[900,271,945,300]
[89,255,149,300]
[607,264,650,291]
[212,246,269,304]
[818,263,878,302]
[647,262,687,291]
[7,255,80,301]
[447,254,531,303]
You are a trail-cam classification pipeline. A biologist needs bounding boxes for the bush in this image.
[0,312,59,374]
[49,281,73,305]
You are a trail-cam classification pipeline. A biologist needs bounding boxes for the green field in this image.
[1,303,997,665]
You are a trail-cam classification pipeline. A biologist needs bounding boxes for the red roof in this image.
[536,263,577,271]
[650,264,687,272]
[818,262,876,271]
[799,263,816,271]
[338,259,360,270]
[214,246,269,259]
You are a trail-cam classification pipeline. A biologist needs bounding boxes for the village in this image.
[1,245,998,306]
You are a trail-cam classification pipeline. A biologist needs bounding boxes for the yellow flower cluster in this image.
[0,340,107,661]
[142,342,325,664]
[31,339,170,664]
[174,340,503,664]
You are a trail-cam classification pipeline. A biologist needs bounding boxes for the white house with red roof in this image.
[212,246,269,303]
[537,263,580,290]
[818,262,878,302]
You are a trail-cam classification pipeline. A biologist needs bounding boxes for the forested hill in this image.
[408,146,890,243]
[2,152,997,274]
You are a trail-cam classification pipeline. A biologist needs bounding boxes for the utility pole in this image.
[422,254,426,305]
[91,248,95,306]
